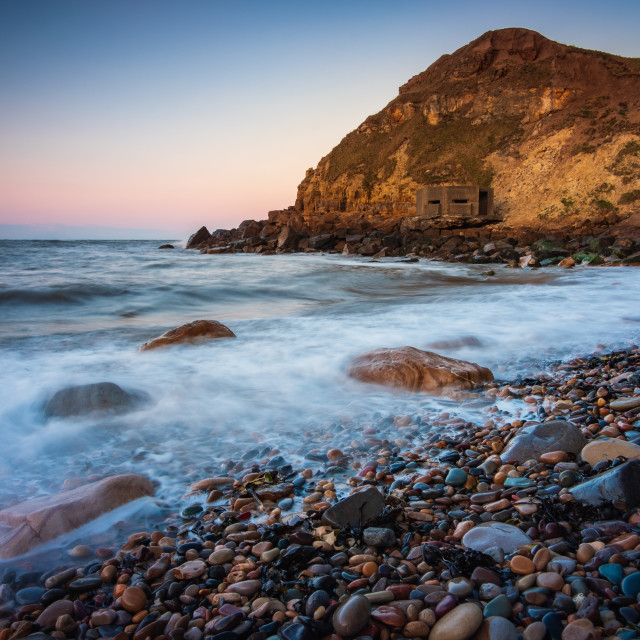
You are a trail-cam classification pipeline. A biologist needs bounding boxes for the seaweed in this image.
[421,544,497,578]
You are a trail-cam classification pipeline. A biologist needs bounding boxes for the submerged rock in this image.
[347,346,493,393]
[500,420,586,464]
[158,244,174,249]
[43,381,148,419]
[139,319,235,351]
[0,474,154,558]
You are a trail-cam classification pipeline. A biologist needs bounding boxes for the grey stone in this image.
[570,459,640,508]
[500,420,586,464]
[475,616,518,640]
[321,487,385,529]
[462,522,531,554]
[362,527,395,547]
[43,382,148,419]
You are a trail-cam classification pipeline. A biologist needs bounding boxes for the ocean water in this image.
[0,240,639,557]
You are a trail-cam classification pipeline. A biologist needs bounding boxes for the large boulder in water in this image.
[138,319,235,351]
[0,474,154,558]
[347,346,493,393]
[43,382,148,419]
[500,419,586,464]
[186,226,211,248]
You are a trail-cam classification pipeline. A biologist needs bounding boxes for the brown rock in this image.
[0,474,154,559]
[139,320,235,351]
[347,346,493,393]
[36,600,74,628]
[558,257,576,268]
[121,585,148,613]
[561,618,598,640]
[173,560,206,580]
[186,226,211,248]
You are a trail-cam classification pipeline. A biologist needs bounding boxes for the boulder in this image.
[308,233,335,250]
[139,319,235,351]
[347,346,493,393]
[43,382,148,419]
[0,474,154,558]
[158,244,174,249]
[277,225,305,250]
[570,459,640,508]
[322,486,385,529]
[186,226,211,248]
[500,420,586,464]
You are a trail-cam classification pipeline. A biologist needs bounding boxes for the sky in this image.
[1,0,640,239]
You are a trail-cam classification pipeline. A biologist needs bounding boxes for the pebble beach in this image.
[1,344,640,640]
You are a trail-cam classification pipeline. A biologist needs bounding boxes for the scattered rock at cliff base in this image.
[347,346,493,393]
[138,319,236,351]
[43,381,149,419]
[500,419,587,464]
[158,244,174,249]
[186,225,211,248]
[0,474,154,559]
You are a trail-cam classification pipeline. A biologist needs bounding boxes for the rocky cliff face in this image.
[188,28,640,261]
[296,28,640,234]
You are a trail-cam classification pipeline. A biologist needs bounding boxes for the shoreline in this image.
[1,344,639,639]
[186,212,640,268]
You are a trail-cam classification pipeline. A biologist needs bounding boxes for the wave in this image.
[0,284,129,306]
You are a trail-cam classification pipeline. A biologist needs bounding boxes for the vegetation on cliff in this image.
[296,28,640,232]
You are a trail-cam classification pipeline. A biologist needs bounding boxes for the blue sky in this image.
[1,0,639,238]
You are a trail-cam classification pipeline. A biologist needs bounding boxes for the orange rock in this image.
[510,555,535,575]
[139,319,235,351]
[540,451,569,464]
[347,346,493,394]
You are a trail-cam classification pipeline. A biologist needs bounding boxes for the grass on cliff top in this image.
[324,111,521,188]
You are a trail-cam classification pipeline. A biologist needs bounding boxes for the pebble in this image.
[331,595,371,637]
[462,522,531,554]
[121,586,148,613]
[429,602,483,640]
[510,555,535,574]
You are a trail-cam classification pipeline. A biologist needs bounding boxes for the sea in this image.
[0,239,639,562]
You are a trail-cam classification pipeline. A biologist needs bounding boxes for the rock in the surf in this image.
[186,226,211,248]
[347,346,493,393]
[43,382,149,419]
[0,474,154,558]
[500,419,586,464]
[138,319,235,351]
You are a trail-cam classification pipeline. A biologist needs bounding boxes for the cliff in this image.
[296,28,640,233]
[189,28,640,261]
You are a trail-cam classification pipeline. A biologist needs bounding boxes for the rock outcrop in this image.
[347,346,493,393]
[0,474,154,558]
[43,382,148,419]
[139,320,235,351]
